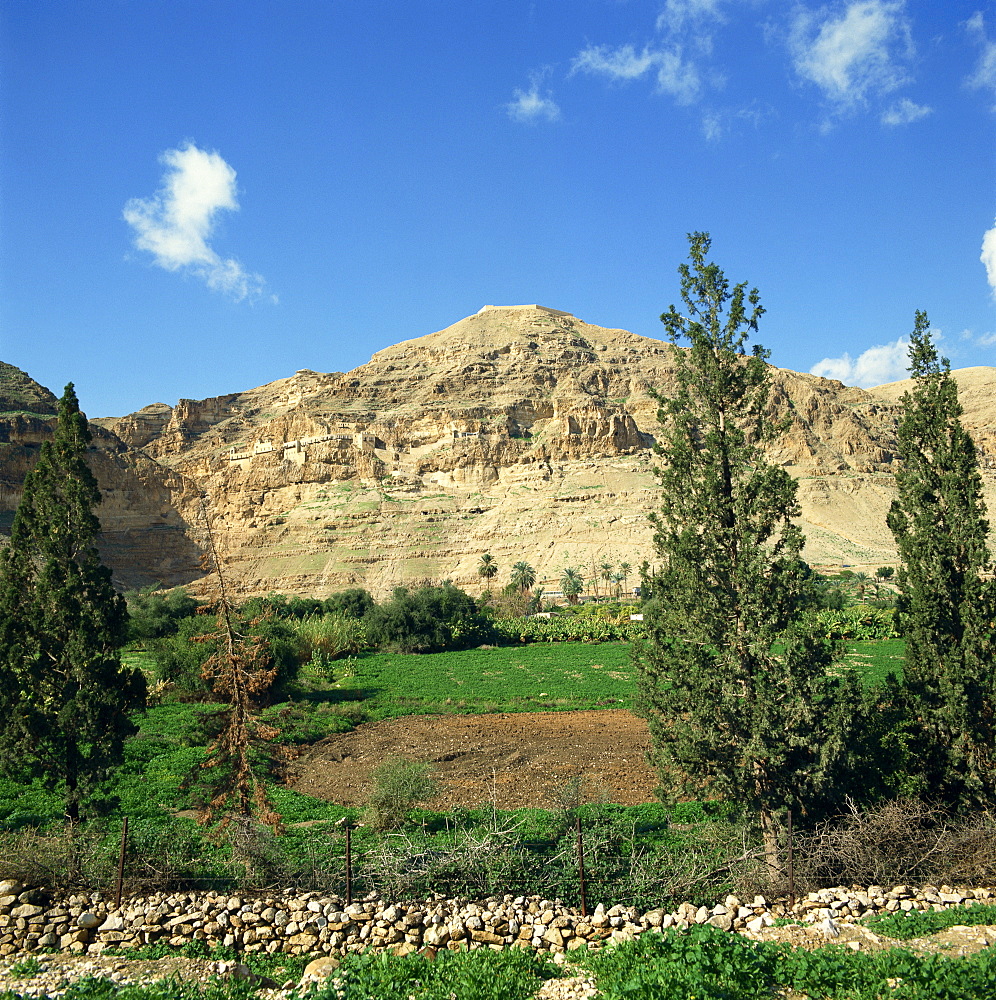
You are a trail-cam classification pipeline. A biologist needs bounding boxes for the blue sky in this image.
[1,1,994,418]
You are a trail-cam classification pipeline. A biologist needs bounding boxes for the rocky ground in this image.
[286,709,658,810]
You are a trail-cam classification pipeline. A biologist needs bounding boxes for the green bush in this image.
[363,758,438,831]
[812,606,899,640]
[292,612,367,672]
[492,615,641,643]
[148,612,300,700]
[125,586,199,642]
[363,583,496,653]
[866,903,996,940]
[326,947,552,1000]
[324,587,375,619]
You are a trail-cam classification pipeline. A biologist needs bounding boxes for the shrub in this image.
[363,583,495,653]
[363,758,438,831]
[793,798,996,890]
[148,611,300,701]
[324,587,376,619]
[293,612,367,672]
[124,586,199,642]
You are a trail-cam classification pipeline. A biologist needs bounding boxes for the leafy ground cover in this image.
[4,926,995,999]
[334,641,636,718]
[864,902,996,939]
[314,638,901,719]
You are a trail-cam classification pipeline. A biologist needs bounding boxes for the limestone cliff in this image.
[11,307,996,598]
[0,366,203,590]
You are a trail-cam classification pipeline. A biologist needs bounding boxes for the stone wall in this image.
[1,879,993,959]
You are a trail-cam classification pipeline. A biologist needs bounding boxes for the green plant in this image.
[866,902,996,940]
[293,612,367,669]
[7,956,43,978]
[328,947,552,1000]
[363,582,495,653]
[363,757,438,830]
[125,586,199,642]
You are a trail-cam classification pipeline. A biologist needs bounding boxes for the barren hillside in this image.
[7,307,996,597]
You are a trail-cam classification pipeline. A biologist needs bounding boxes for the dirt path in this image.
[286,709,658,810]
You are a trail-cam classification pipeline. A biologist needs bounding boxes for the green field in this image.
[323,638,904,720]
[331,641,636,718]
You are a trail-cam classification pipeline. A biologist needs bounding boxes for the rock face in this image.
[7,306,996,597]
[0,366,203,590]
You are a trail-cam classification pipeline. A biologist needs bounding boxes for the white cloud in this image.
[572,44,661,81]
[789,1,913,110]
[571,0,733,108]
[702,112,724,141]
[880,97,931,124]
[658,0,727,31]
[982,220,996,294]
[571,43,702,104]
[505,69,560,125]
[123,142,265,301]
[811,337,910,387]
[966,12,996,106]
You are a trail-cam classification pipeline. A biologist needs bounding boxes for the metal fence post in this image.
[576,816,588,918]
[345,823,353,905]
[115,816,129,909]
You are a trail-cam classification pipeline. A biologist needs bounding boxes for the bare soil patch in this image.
[286,709,657,810]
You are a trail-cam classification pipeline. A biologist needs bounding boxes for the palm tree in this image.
[510,561,536,594]
[611,571,625,600]
[619,561,632,596]
[560,567,585,605]
[477,552,498,593]
[851,571,871,602]
[599,561,614,601]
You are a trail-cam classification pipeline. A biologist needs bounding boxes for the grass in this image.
[329,641,635,718]
[843,638,905,686]
[320,639,899,720]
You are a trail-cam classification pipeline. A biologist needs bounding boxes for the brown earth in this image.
[286,709,658,811]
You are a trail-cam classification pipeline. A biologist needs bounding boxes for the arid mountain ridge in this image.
[5,305,996,598]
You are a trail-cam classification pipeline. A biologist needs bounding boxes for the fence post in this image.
[115,816,129,909]
[345,823,353,905]
[576,816,588,918]
[786,808,795,907]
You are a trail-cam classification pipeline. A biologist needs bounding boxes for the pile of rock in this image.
[1,877,994,960]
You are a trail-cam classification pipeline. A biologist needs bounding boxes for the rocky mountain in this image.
[8,307,996,598]
[0,364,203,590]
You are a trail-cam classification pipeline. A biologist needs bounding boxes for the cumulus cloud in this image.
[966,11,996,106]
[880,97,931,124]
[123,142,265,301]
[982,220,996,294]
[789,1,913,110]
[506,79,561,123]
[811,337,911,387]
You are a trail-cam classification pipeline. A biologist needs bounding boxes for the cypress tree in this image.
[635,233,861,878]
[0,384,146,823]
[886,311,996,808]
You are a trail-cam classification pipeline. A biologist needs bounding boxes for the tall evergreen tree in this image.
[0,384,146,823]
[886,311,996,809]
[636,233,861,877]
